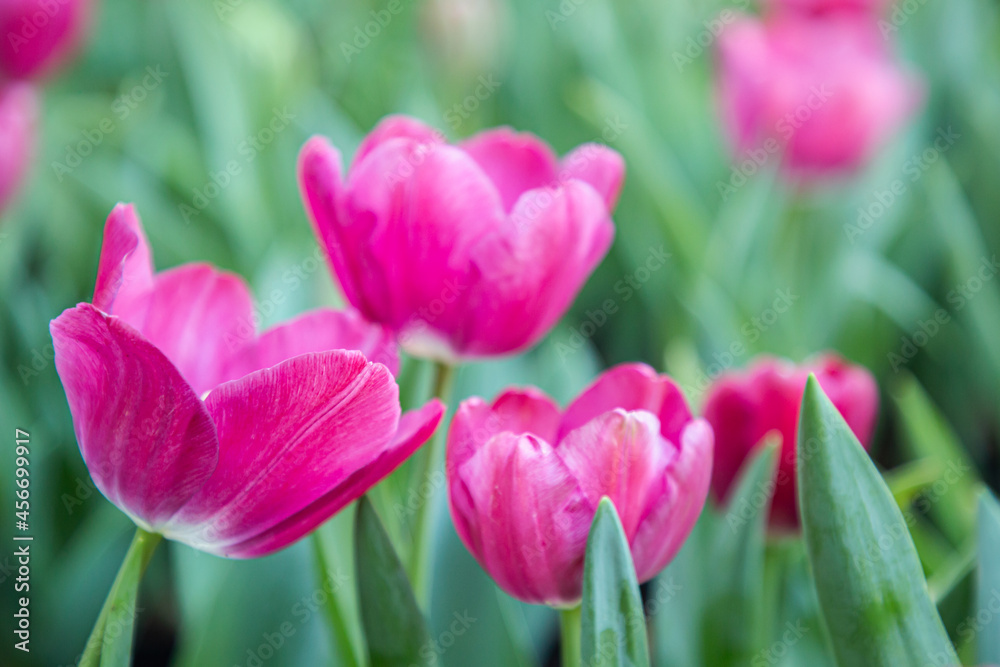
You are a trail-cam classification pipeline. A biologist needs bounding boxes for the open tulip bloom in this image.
[51,203,443,559]
[0,0,92,81]
[447,363,713,609]
[298,115,624,363]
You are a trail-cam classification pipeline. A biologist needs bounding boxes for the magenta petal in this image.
[560,143,626,209]
[50,303,218,528]
[556,410,671,542]
[220,308,400,384]
[558,363,691,444]
[135,263,255,396]
[165,350,401,555]
[0,83,36,216]
[92,203,154,319]
[628,419,713,582]
[453,432,592,606]
[298,137,368,312]
[219,398,444,559]
[352,115,443,169]
[460,127,560,212]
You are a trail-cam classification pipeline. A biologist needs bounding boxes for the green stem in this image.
[80,528,162,667]
[560,606,582,667]
[408,361,456,608]
[311,533,361,667]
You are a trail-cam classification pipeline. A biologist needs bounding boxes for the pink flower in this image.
[446,363,712,607]
[298,115,623,363]
[0,82,36,215]
[763,0,891,17]
[0,0,92,81]
[716,14,922,179]
[704,354,879,531]
[51,204,444,558]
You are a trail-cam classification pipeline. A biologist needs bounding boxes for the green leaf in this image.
[581,497,650,667]
[893,374,979,546]
[355,496,430,667]
[977,490,1000,663]
[704,438,779,665]
[798,376,958,667]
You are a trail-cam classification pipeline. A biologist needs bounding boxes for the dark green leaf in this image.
[355,496,430,667]
[798,376,958,667]
[581,497,650,667]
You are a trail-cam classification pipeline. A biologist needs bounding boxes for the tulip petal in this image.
[460,127,560,212]
[558,363,691,445]
[50,303,218,528]
[352,115,443,169]
[556,410,671,542]
[92,203,154,320]
[135,263,255,396]
[298,137,371,313]
[0,83,36,215]
[628,419,713,582]
[560,143,626,209]
[219,399,444,559]
[220,308,400,384]
[165,350,401,555]
[454,432,592,606]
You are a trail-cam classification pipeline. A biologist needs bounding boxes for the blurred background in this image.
[0,0,998,664]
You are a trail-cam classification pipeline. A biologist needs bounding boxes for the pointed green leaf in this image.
[977,490,1000,663]
[704,438,779,665]
[798,376,958,667]
[355,496,430,667]
[581,497,650,667]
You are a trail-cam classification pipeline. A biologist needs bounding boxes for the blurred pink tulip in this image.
[764,0,891,17]
[716,14,922,179]
[298,115,623,363]
[704,354,878,531]
[447,363,712,607]
[0,82,36,215]
[51,204,444,558]
[0,0,92,80]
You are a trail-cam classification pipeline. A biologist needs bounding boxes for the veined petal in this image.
[219,308,400,384]
[91,203,154,319]
[165,350,400,554]
[135,263,255,396]
[219,399,444,559]
[453,432,592,606]
[50,303,218,528]
[558,363,691,445]
[629,419,713,582]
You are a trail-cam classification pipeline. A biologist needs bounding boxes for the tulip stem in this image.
[560,606,582,667]
[408,360,456,608]
[80,527,162,667]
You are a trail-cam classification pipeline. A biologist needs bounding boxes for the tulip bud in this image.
[0,82,37,216]
[704,354,879,531]
[0,0,92,81]
[715,13,923,180]
[447,364,712,606]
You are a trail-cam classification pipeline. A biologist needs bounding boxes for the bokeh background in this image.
[1,0,998,664]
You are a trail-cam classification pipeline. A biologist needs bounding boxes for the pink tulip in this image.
[0,82,36,215]
[298,115,623,363]
[716,14,922,179]
[704,354,878,531]
[447,363,712,607]
[51,204,444,558]
[763,0,891,16]
[0,0,92,81]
